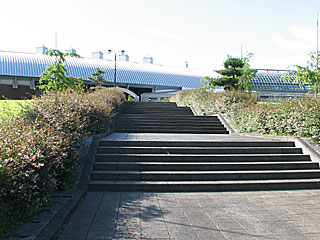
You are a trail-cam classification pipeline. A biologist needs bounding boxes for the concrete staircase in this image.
[88,140,320,191]
[87,102,320,191]
[114,102,229,134]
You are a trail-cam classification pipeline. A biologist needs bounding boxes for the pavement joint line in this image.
[156,194,171,239]
[83,193,104,239]
[113,192,124,239]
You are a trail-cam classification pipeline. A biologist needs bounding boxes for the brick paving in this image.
[58,190,320,240]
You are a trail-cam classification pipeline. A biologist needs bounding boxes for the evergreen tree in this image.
[202,55,257,90]
[88,68,108,86]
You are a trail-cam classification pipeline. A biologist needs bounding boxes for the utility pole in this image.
[317,13,319,97]
[241,44,243,59]
[317,13,319,68]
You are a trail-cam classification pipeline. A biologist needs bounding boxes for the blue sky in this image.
[1,0,320,71]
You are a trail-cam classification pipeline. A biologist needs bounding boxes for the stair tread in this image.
[99,141,295,146]
[98,146,299,150]
[95,153,308,157]
[94,161,315,165]
[89,178,320,185]
[92,169,320,174]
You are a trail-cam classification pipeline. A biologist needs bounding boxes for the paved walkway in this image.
[57,133,320,240]
[58,190,320,240]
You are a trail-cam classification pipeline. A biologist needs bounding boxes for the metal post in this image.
[317,13,319,69]
[317,13,319,97]
[114,53,117,88]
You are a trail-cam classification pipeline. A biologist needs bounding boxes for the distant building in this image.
[250,70,308,101]
[0,49,309,101]
[0,49,209,100]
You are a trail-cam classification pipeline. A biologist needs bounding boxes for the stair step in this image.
[97,146,302,154]
[122,109,186,112]
[93,161,319,171]
[88,179,320,191]
[117,115,219,119]
[90,169,320,181]
[115,129,229,134]
[115,127,227,131]
[115,123,224,127]
[116,121,222,125]
[99,141,296,147]
[95,153,311,162]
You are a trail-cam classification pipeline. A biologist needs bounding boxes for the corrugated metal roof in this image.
[0,51,309,92]
[250,72,307,92]
[0,51,205,88]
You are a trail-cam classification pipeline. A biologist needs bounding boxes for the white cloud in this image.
[272,26,315,52]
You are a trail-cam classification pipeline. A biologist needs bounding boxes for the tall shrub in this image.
[0,88,125,237]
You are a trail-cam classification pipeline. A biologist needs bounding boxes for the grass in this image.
[0,100,31,116]
[257,102,280,105]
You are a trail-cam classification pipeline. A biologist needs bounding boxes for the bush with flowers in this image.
[0,87,125,237]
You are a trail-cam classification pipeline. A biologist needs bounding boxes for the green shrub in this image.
[127,95,133,101]
[171,89,257,115]
[231,98,320,142]
[161,97,169,102]
[172,89,320,143]
[0,87,125,238]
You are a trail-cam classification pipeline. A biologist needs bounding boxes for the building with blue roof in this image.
[0,47,309,101]
[251,70,308,101]
[0,48,208,100]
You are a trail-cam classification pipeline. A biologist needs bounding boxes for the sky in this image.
[1,0,320,71]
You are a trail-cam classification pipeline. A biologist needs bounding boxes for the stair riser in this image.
[90,172,320,181]
[117,116,219,119]
[123,104,177,106]
[115,130,229,134]
[122,112,194,116]
[116,123,224,127]
[93,163,319,171]
[99,141,296,147]
[88,181,320,192]
[121,109,193,112]
[97,148,302,154]
[116,121,222,125]
[116,119,220,122]
[121,106,182,109]
[95,155,311,162]
[115,124,226,131]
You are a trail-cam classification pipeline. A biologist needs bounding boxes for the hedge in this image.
[231,98,320,142]
[171,89,320,143]
[0,87,125,238]
[171,88,257,115]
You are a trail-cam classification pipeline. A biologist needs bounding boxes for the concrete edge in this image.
[188,106,236,135]
[217,114,320,165]
[36,190,85,240]
[216,113,237,134]
[189,105,199,116]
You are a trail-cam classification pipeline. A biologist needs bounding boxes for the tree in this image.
[202,55,257,91]
[88,68,108,86]
[238,54,258,91]
[38,49,84,93]
[282,52,320,98]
